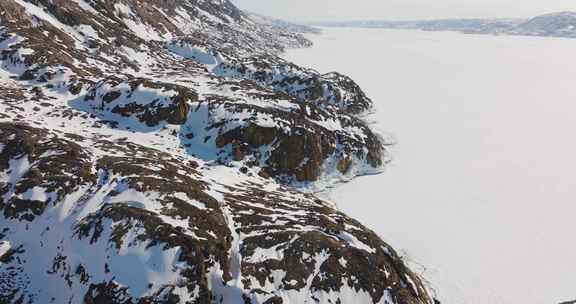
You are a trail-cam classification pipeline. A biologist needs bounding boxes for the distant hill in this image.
[310,18,521,33]
[509,12,576,38]
[312,11,576,39]
[248,12,321,34]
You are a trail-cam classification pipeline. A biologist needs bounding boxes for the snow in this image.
[70,0,100,15]
[0,241,10,259]
[245,242,285,263]
[338,231,376,254]
[172,192,207,209]
[168,43,219,65]
[2,155,31,202]
[114,2,134,17]
[77,24,100,40]
[285,27,576,304]
[109,238,182,297]
[13,0,90,49]
[0,170,200,303]
[113,3,166,41]
[20,187,53,202]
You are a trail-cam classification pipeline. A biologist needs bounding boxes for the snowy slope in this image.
[0,1,435,303]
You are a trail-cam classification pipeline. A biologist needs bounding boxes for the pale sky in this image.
[232,0,576,22]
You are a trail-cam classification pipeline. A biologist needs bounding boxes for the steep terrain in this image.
[0,1,435,303]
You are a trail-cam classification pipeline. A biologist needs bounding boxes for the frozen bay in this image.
[285,28,576,304]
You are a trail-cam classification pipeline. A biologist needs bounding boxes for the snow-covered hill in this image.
[314,11,576,39]
[0,0,435,303]
[509,12,576,38]
[248,13,321,34]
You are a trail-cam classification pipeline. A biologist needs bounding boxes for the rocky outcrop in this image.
[0,124,95,222]
[81,77,197,127]
[0,0,436,303]
[168,40,374,114]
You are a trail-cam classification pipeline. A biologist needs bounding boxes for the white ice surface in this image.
[285,28,576,304]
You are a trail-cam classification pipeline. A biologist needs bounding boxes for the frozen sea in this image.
[284,28,576,304]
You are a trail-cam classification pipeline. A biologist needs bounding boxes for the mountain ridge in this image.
[0,0,436,303]
[311,11,576,39]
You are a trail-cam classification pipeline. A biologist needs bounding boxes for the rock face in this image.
[82,77,197,127]
[0,0,435,303]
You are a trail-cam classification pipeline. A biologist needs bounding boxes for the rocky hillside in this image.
[0,0,436,304]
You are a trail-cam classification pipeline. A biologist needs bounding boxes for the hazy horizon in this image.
[232,0,576,22]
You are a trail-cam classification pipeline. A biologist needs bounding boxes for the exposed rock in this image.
[82,78,197,127]
[0,124,432,303]
[0,123,96,221]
